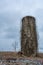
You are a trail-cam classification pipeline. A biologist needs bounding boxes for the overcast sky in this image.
[0,0,43,52]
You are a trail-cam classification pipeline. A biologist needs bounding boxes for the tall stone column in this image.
[21,16,38,57]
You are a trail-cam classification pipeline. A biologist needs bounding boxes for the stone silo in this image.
[21,16,38,57]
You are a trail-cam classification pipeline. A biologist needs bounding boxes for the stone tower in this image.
[21,16,38,57]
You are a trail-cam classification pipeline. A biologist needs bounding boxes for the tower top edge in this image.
[22,16,35,21]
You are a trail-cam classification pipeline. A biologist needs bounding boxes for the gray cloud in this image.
[0,11,21,39]
[5,27,20,39]
[0,0,43,52]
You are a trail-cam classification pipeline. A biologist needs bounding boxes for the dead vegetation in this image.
[0,52,43,60]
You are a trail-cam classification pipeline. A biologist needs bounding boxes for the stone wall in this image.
[21,16,38,57]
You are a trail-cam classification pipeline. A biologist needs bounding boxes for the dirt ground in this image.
[0,52,43,60]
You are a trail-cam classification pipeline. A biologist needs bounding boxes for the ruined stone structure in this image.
[21,16,38,57]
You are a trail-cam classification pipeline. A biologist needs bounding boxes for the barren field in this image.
[0,52,43,59]
[0,52,43,65]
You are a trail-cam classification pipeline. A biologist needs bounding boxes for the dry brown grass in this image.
[0,52,43,60]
